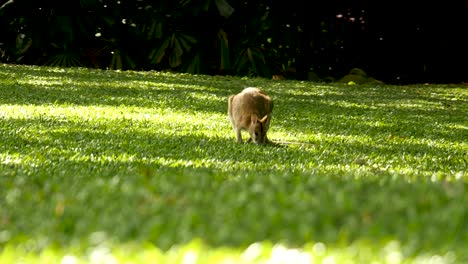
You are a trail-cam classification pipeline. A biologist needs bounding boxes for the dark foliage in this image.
[0,0,466,83]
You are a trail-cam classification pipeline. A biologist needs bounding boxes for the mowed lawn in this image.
[0,64,467,263]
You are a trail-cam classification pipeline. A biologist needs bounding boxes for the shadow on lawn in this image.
[0,81,227,116]
[0,65,240,115]
[271,84,467,143]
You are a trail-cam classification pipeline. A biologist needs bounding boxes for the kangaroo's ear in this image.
[259,115,268,123]
[251,114,258,124]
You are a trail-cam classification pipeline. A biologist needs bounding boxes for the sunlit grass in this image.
[0,239,458,264]
[0,64,467,263]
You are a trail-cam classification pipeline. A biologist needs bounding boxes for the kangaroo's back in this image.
[227,87,273,144]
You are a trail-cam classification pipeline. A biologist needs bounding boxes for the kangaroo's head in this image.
[249,114,269,144]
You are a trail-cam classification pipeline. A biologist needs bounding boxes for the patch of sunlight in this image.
[279,85,343,97]
[0,239,459,264]
[142,156,241,171]
[320,161,463,181]
[314,132,373,145]
[16,75,69,87]
[188,92,225,103]
[71,151,206,169]
[445,123,467,131]
[15,72,219,92]
[375,100,447,111]
[0,152,47,171]
[68,152,138,164]
[89,247,118,264]
[269,244,313,264]
[387,134,467,153]
[271,130,375,146]
[0,104,226,128]
[124,80,223,93]
[43,67,67,73]
[0,153,24,165]
[61,255,80,264]
[26,150,241,172]
[320,99,377,110]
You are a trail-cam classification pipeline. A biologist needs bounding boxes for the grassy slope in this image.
[0,64,467,263]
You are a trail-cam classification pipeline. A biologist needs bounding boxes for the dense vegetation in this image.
[0,0,466,83]
[0,64,467,263]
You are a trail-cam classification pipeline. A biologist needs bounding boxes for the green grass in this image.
[0,64,467,263]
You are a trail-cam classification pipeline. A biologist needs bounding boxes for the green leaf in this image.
[149,37,171,64]
[186,53,201,74]
[178,33,197,52]
[218,29,231,70]
[215,0,234,18]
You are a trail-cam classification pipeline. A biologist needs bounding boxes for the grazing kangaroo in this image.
[228,87,273,144]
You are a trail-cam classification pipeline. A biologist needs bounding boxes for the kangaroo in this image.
[228,87,273,144]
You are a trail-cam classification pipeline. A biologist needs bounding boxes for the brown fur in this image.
[228,87,273,144]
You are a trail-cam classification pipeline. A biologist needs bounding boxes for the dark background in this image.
[0,0,466,84]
